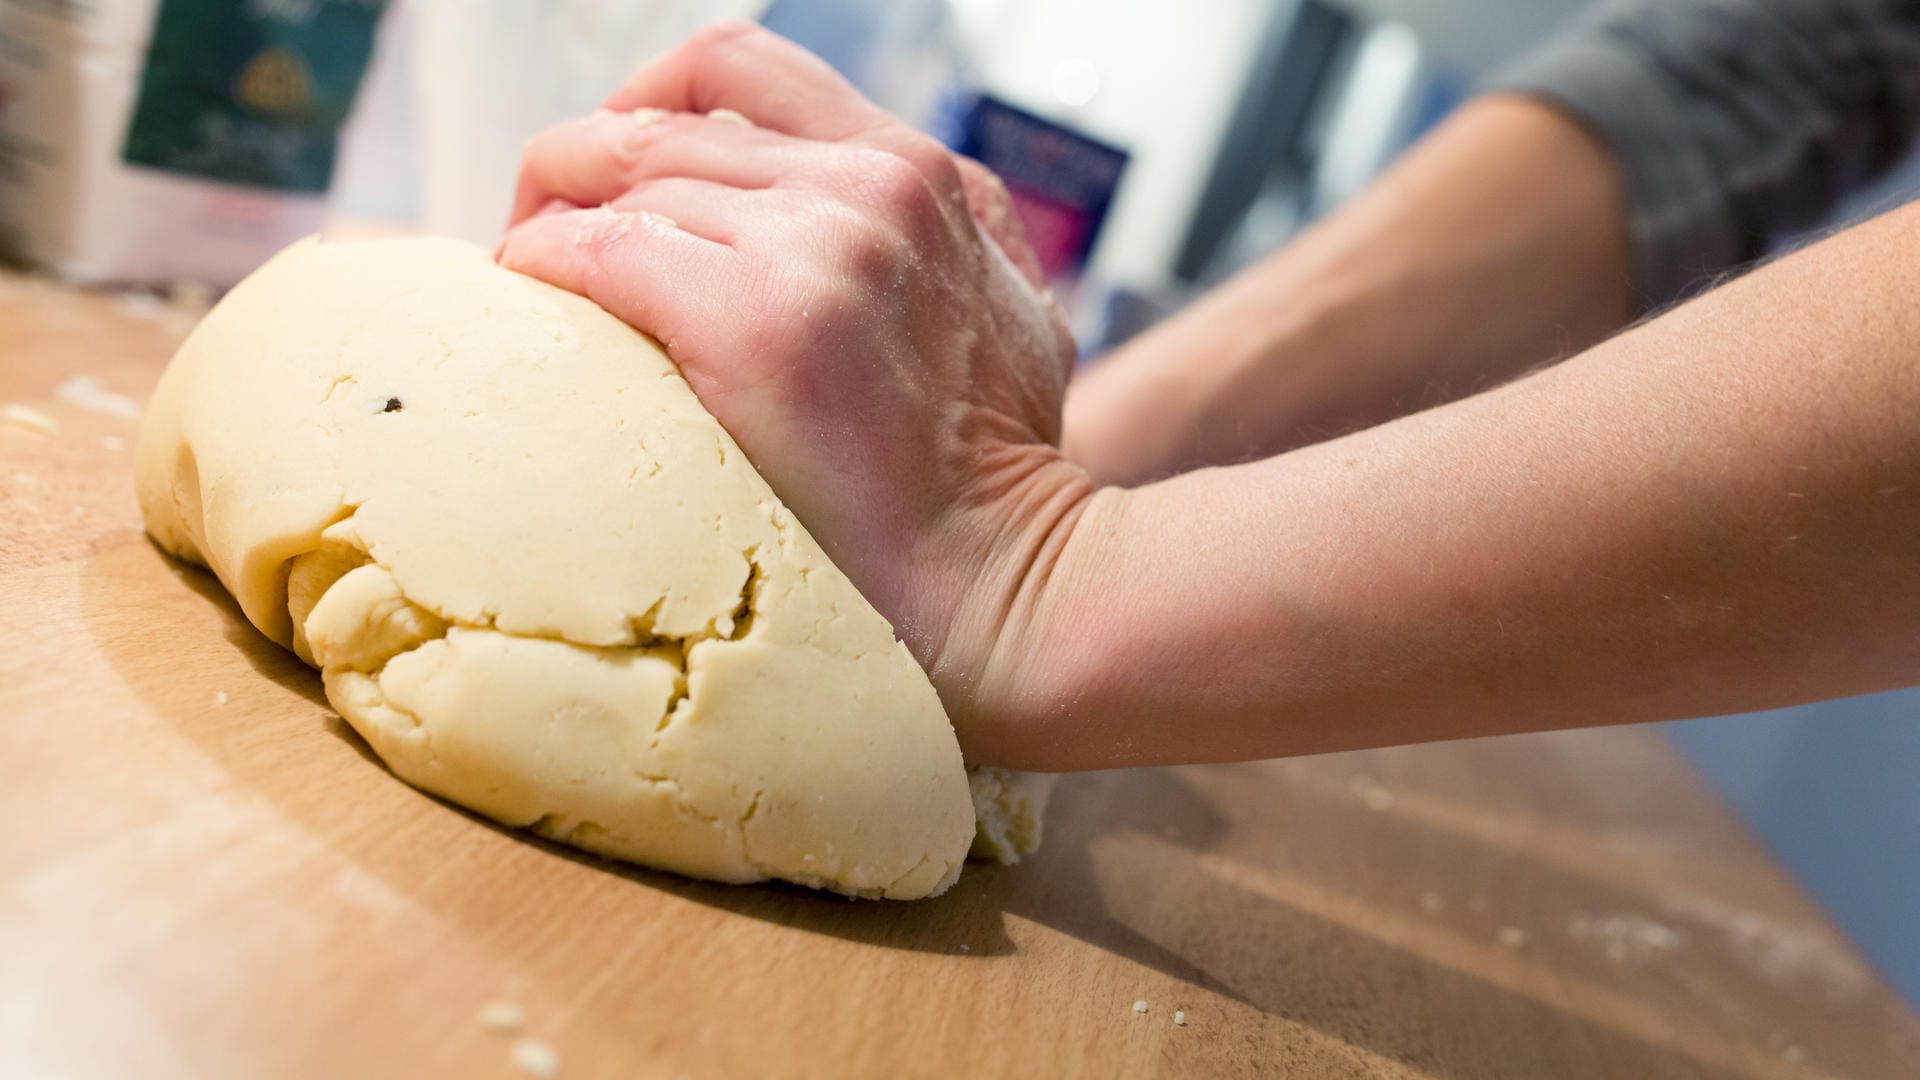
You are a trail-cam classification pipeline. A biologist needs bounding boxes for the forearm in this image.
[978,202,1920,771]
[1063,95,1633,485]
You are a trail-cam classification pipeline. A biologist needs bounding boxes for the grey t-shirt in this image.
[1489,0,1920,309]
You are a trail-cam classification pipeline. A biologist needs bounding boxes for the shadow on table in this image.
[155,539,332,710]
[86,542,1779,1080]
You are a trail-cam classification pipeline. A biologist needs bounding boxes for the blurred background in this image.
[4,0,1914,1005]
[323,0,1599,346]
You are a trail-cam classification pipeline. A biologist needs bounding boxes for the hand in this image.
[497,21,1092,749]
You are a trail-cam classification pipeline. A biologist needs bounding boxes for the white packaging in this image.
[0,0,386,287]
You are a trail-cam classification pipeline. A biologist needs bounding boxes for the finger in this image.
[511,110,666,226]
[492,196,577,259]
[848,126,967,209]
[511,109,823,227]
[603,20,892,142]
[498,207,737,351]
[607,177,765,246]
[953,155,1046,290]
[602,23,975,214]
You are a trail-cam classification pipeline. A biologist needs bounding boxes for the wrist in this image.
[921,446,1103,763]
[945,469,1131,768]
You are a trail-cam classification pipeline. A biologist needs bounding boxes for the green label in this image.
[121,0,387,192]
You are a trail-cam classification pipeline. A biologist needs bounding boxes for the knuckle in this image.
[803,198,910,287]
[961,156,1012,207]
[865,152,938,218]
[894,132,963,191]
[952,153,989,184]
[842,217,912,284]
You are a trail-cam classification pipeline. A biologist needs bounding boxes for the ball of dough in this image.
[135,236,1051,899]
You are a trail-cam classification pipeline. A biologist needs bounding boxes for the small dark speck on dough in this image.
[383,397,404,413]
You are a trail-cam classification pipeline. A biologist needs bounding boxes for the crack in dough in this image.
[296,526,783,875]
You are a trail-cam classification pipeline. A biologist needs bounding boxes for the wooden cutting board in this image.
[4,269,1918,1079]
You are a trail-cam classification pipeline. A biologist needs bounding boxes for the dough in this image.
[135,236,1053,899]
[967,768,1056,863]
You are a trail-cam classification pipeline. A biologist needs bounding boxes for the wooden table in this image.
[4,271,1918,1080]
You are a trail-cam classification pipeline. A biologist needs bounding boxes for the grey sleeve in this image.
[1487,0,1920,309]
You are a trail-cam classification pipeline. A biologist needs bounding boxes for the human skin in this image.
[1062,95,1636,485]
[502,22,1920,772]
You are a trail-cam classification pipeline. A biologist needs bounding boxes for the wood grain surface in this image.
[4,270,1919,1079]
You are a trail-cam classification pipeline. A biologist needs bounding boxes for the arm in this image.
[1067,0,1920,487]
[502,25,1920,775]
[1063,96,1633,485]
[975,201,1920,770]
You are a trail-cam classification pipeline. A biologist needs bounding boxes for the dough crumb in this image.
[479,1001,524,1034]
[707,108,751,126]
[213,690,229,706]
[570,205,631,246]
[628,107,669,127]
[1131,1000,1148,1015]
[958,944,969,953]
[967,767,1056,864]
[1497,926,1529,949]
[170,281,214,313]
[102,434,125,451]
[1419,891,1444,912]
[116,292,171,320]
[1351,777,1394,812]
[1567,911,1683,957]
[1173,1010,1187,1027]
[510,1037,560,1079]
[4,403,58,434]
[54,374,140,419]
